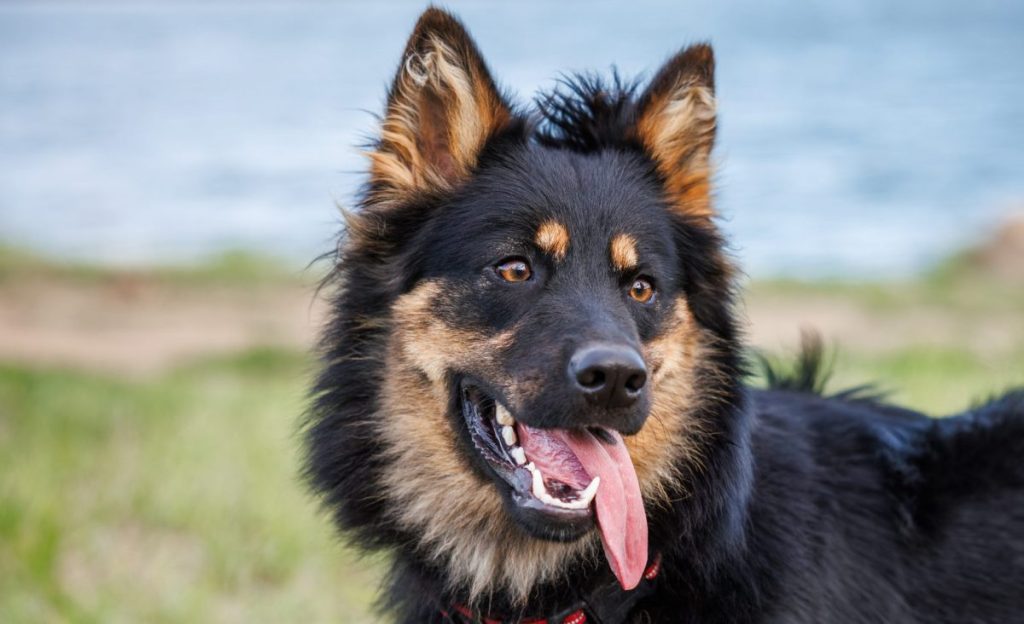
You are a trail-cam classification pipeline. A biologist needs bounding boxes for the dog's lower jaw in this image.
[387,480,602,605]
[450,530,601,608]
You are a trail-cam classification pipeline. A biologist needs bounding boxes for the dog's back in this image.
[737,388,1024,622]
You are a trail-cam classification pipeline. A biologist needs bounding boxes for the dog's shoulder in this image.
[746,386,929,465]
[912,390,1024,512]
[746,385,1024,537]
[735,387,1024,620]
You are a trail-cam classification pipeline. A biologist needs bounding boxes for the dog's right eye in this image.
[495,257,532,283]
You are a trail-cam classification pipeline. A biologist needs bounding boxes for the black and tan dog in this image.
[305,9,1024,623]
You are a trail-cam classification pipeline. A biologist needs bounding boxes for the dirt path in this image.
[740,291,1022,357]
[0,274,326,375]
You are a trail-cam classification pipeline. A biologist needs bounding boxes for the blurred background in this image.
[1,1,1021,622]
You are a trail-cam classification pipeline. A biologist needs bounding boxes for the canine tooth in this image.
[530,463,547,500]
[510,447,527,465]
[578,476,601,506]
[501,425,517,446]
[495,404,514,426]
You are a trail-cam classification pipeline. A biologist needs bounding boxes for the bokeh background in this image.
[1,1,1022,622]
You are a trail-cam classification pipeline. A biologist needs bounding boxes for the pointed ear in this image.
[368,9,513,201]
[634,44,717,219]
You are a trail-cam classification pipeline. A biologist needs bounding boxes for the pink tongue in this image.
[517,425,648,590]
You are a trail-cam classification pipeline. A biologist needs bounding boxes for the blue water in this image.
[1,1,1022,277]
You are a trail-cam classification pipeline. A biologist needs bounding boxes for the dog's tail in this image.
[756,330,832,394]
[755,330,887,402]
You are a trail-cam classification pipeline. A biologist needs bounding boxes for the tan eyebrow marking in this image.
[610,233,639,271]
[535,220,570,261]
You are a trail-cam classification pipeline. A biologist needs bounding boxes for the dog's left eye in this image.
[495,257,532,283]
[628,277,656,304]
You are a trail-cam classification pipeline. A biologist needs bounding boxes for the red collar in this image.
[441,554,662,624]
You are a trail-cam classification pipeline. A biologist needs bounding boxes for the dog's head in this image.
[307,8,740,604]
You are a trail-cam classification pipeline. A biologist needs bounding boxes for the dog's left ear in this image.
[634,44,717,220]
[368,8,513,201]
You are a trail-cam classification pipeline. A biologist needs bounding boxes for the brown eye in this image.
[629,277,655,304]
[496,257,532,283]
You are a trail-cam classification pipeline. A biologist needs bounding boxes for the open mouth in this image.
[461,385,601,516]
[459,382,649,590]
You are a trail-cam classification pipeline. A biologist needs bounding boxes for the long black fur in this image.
[305,13,1024,623]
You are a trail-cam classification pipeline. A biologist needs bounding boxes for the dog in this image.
[304,8,1024,623]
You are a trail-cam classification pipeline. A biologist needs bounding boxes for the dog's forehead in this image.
[528,150,674,269]
[447,146,673,257]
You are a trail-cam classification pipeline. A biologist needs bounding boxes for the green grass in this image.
[746,257,1024,315]
[753,342,1024,415]
[0,243,319,288]
[0,349,382,624]
[746,258,1024,412]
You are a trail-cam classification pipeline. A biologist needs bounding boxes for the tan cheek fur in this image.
[377,281,597,604]
[629,297,723,506]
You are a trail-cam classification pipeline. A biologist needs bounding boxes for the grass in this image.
[0,243,316,287]
[746,251,1024,316]
[0,349,381,624]
[0,247,1020,622]
[754,341,1024,415]
[835,347,1024,413]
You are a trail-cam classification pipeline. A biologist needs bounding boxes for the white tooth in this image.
[510,447,527,465]
[495,404,515,426]
[501,425,517,446]
[529,463,546,500]
[578,476,601,506]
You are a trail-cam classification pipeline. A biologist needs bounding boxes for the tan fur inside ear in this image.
[369,23,511,202]
[635,45,717,220]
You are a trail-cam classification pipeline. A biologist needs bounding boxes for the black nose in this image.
[569,344,648,408]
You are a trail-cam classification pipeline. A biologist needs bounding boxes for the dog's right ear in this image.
[634,44,717,220]
[368,9,512,202]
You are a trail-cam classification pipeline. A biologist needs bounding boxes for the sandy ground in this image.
[0,273,323,375]
[1,267,1020,377]
[740,291,1022,357]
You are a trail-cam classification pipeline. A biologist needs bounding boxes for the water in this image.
[1,0,1022,277]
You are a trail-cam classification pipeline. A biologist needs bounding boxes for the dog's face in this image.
[308,9,738,604]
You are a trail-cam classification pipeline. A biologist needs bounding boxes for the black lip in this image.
[458,381,595,541]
